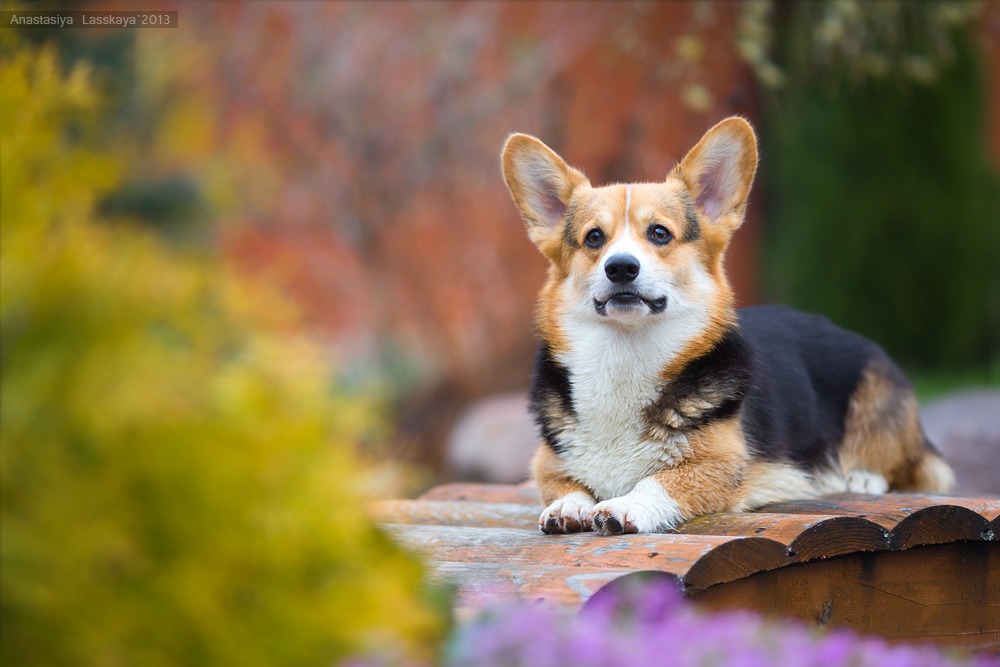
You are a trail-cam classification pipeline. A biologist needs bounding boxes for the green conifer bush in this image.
[1,46,444,667]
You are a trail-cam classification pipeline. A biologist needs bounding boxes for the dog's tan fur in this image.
[839,362,954,492]
[640,415,749,520]
[531,445,590,504]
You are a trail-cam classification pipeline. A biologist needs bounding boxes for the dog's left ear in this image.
[672,117,758,241]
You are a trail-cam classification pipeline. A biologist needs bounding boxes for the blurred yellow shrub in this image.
[0,46,444,666]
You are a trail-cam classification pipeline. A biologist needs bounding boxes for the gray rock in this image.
[921,389,1000,495]
[446,393,538,484]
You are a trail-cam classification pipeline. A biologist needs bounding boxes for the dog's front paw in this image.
[591,479,683,535]
[539,492,596,534]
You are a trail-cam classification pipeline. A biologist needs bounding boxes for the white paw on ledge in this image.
[591,479,683,536]
[539,491,596,534]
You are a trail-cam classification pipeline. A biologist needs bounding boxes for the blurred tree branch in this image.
[737,0,986,93]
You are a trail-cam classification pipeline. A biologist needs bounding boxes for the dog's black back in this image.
[737,305,920,469]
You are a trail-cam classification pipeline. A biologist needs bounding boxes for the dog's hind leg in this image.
[839,361,955,493]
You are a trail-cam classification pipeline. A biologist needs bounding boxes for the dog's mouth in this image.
[594,292,667,316]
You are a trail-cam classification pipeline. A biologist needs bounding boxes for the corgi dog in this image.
[501,117,955,536]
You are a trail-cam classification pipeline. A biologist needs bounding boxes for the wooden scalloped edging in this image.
[375,483,1000,648]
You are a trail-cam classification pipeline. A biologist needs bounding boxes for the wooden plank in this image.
[759,493,1000,521]
[691,542,1000,652]
[880,493,1000,518]
[385,524,790,591]
[426,561,637,620]
[678,513,890,562]
[369,500,538,529]
[758,494,998,549]
[380,482,1000,649]
[682,537,788,591]
[374,500,991,554]
[418,482,539,504]
[889,505,992,550]
[385,524,737,575]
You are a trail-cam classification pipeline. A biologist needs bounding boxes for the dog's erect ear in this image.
[502,134,589,253]
[672,117,757,241]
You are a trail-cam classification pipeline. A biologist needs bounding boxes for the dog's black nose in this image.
[605,254,640,283]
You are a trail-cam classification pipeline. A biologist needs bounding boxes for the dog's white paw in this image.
[591,479,683,536]
[539,491,596,534]
[845,470,888,494]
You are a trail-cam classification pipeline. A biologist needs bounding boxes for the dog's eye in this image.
[584,228,604,248]
[648,224,673,245]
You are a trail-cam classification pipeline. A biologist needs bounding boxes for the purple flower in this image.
[443,582,999,667]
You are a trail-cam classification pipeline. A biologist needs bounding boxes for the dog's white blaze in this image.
[598,217,646,279]
[555,264,715,501]
[596,191,661,303]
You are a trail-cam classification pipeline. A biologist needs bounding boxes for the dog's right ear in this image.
[501,134,589,254]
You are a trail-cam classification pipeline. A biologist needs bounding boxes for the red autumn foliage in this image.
[166,2,764,467]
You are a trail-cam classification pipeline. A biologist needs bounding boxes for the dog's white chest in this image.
[557,324,688,500]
